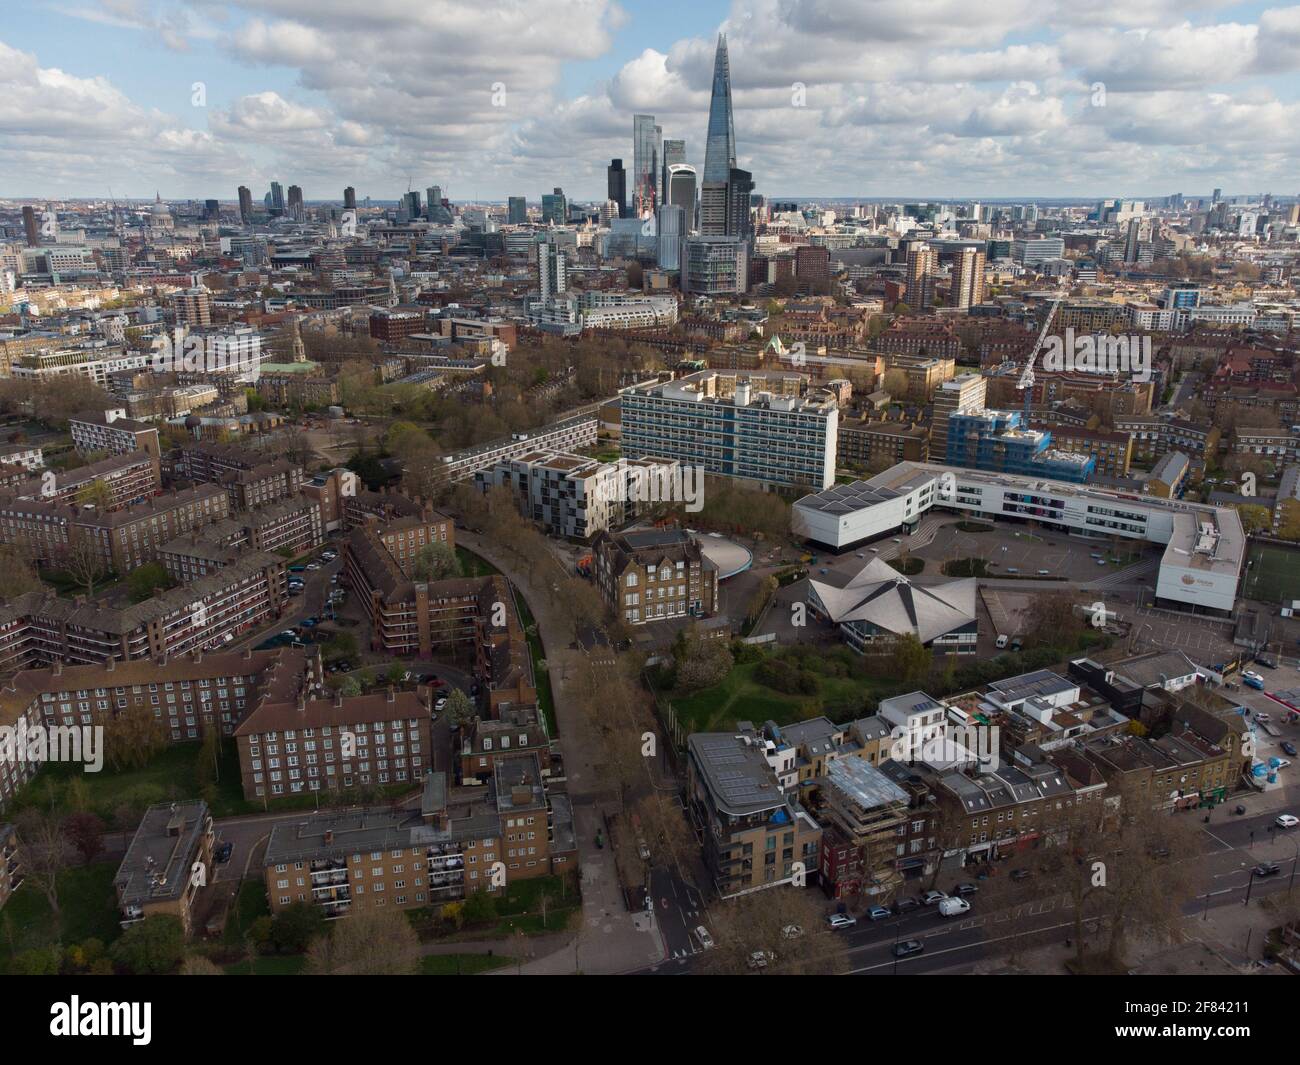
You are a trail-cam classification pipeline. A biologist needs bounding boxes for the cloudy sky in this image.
[2,0,1299,202]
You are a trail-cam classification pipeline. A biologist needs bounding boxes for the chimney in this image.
[386,686,395,703]
[334,690,343,708]
[52,658,63,677]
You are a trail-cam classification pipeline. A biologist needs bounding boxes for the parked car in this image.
[922,890,948,906]
[892,939,925,958]
[826,913,857,930]
[893,896,920,915]
[1253,862,1281,878]
[1283,742,1298,757]
[1276,814,1299,829]
[952,882,979,897]
[1243,670,1266,690]
[435,697,448,711]
[938,897,971,917]
[215,842,233,863]
[866,906,891,921]
[1011,868,1032,881]
[1234,805,1248,815]
[695,926,714,950]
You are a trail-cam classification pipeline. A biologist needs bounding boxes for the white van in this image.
[938,897,971,918]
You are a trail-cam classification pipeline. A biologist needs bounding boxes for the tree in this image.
[75,478,112,510]
[411,541,460,582]
[269,901,326,954]
[304,904,421,975]
[110,914,186,974]
[127,561,173,603]
[1023,590,1086,649]
[442,688,475,728]
[882,368,910,398]
[15,809,73,924]
[102,703,169,771]
[746,574,778,626]
[61,537,108,598]
[0,544,42,596]
[1234,503,1272,535]
[694,888,849,975]
[61,812,105,864]
[180,955,224,975]
[672,625,734,693]
[889,633,931,685]
[461,889,498,925]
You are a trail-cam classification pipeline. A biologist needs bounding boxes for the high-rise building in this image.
[950,247,986,309]
[726,168,754,239]
[238,186,253,222]
[270,182,285,215]
[930,373,987,453]
[657,204,685,271]
[700,35,741,237]
[904,242,935,309]
[607,159,628,219]
[404,190,421,219]
[661,139,685,204]
[633,115,659,216]
[507,196,527,224]
[538,237,567,301]
[343,186,357,210]
[682,235,747,296]
[287,185,304,220]
[22,205,39,247]
[541,188,567,225]
[667,164,698,232]
[1212,187,1223,204]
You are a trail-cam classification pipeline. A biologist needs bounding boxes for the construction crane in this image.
[1018,286,1067,424]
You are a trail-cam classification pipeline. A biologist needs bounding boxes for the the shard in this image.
[701,34,736,184]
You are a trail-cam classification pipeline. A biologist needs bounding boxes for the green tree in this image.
[1234,503,1271,535]
[461,889,498,925]
[110,914,186,975]
[270,901,326,953]
[442,688,475,727]
[889,633,932,685]
[411,541,460,582]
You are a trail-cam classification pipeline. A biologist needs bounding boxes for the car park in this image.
[892,939,925,958]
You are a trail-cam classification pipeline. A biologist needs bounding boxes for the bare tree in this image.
[695,888,849,975]
[61,537,108,597]
[15,810,74,926]
[304,903,422,975]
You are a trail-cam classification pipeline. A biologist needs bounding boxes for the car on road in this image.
[867,906,891,921]
[938,897,971,918]
[922,890,948,906]
[695,926,714,950]
[215,842,233,863]
[300,618,317,628]
[280,630,297,639]
[781,925,803,940]
[1276,814,1299,829]
[306,562,322,571]
[892,939,925,959]
[1254,862,1281,878]
[893,896,920,915]
[952,882,979,896]
[1284,742,1298,757]
[826,913,857,930]
[1011,868,1032,881]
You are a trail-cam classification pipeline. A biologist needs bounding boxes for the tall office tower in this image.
[656,204,685,271]
[204,199,220,221]
[22,205,39,247]
[287,185,304,220]
[633,115,659,216]
[904,242,935,309]
[425,187,439,218]
[541,187,567,225]
[667,164,698,232]
[661,138,684,203]
[607,159,628,219]
[950,246,986,309]
[726,168,755,239]
[1122,217,1142,264]
[700,35,738,236]
[1212,187,1223,204]
[430,185,442,207]
[404,190,421,219]
[538,237,567,301]
[343,186,357,210]
[238,186,253,223]
[507,196,528,224]
[930,372,987,454]
[270,182,285,214]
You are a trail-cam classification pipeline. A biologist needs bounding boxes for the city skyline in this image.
[3,1,1300,201]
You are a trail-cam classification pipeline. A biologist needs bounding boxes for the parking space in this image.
[1123,605,1237,663]
[915,524,1155,584]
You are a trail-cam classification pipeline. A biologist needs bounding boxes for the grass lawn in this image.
[420,953,511,975]
[1244,542,1300,605]
[670,659,883,733]
[223,879,271,947]
[0,862,121,970]
[457,545,500,577]
[223,954,307,975]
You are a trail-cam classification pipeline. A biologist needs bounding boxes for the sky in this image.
[2,0,1300,202]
